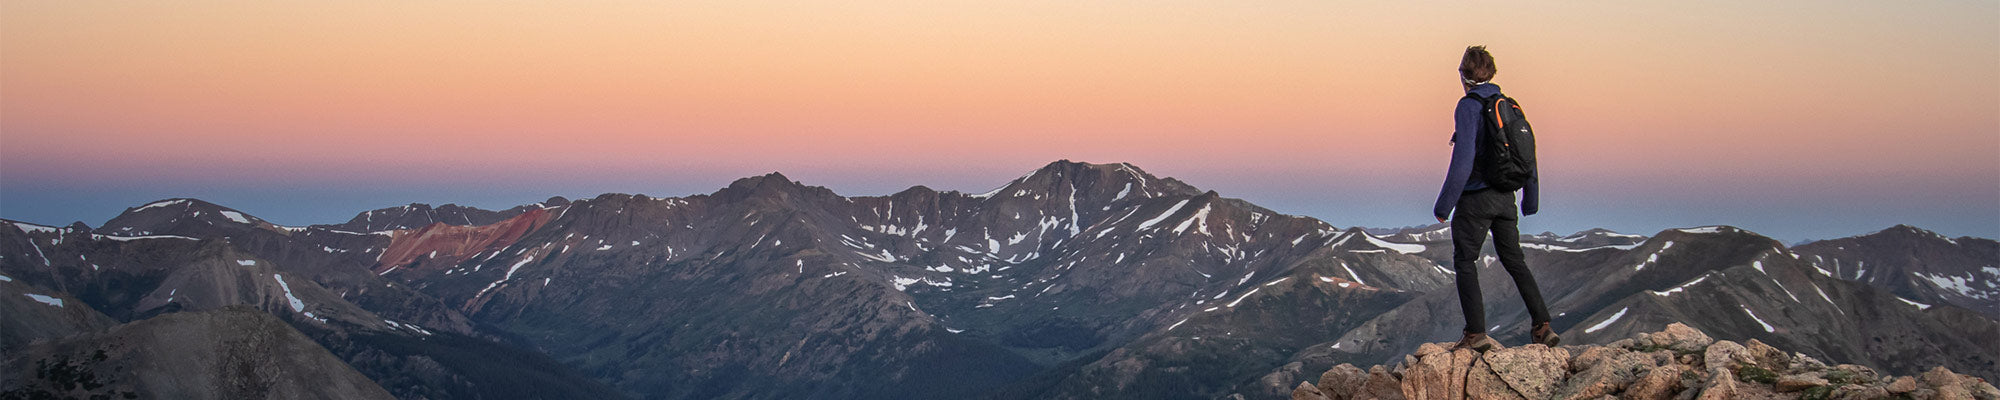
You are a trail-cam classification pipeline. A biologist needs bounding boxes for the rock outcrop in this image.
[1294,323,1998,400]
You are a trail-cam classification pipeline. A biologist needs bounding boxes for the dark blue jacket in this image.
[1433,83,1539,220]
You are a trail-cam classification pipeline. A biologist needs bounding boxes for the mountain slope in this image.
[5,160,1995,399]
[1,306,394,400]
[0,218,627,400]
[0,275,117,358]
[1793,225,2000,320]
[329,197,567,232]
[379,161,1440,399]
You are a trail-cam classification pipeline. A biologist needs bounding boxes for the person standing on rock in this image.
[1432,45,1557,351]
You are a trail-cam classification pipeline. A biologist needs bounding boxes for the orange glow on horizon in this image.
[2,1,1994,189]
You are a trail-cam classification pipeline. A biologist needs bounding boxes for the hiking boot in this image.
[1451,331,1500,352]
[1532,322,1561,347]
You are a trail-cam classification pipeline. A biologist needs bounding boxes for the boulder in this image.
[1886,376,1919,394]
[1401,358,1447,400]
[1642,323,1714,353]
[1695,367,1737,400]
[1567,346,1621,373]
[1831,364,1880,385]
[1971,380,2000,400]
[1355,365,1407,400]
[1831,384,1888,400]
[1775,373,1829,392]
[1318,363,1370,400]
[1554,349,1653,400]
[1918,366,1961,388]
[1481,345,1570,400]
[1794,352,1829,372]
[1296,381,1333,400]
[1702,340,1749,372]
[1262,362,1310,397]
[1414,342,1450,358]
[1742,339,1789,371]
[1463,358,1524,400]
[1551,365,1623,400]
[1399,346,1472,400]
[1646,350,1675,368]
[1920,368,1968,400]
[1623,364,1687,400]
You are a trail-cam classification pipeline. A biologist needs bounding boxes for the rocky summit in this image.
[1289,323,1997,400]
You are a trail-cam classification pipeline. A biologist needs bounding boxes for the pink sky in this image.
[2,1,1995,240]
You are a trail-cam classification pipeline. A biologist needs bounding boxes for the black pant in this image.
[1451,188,1550,334]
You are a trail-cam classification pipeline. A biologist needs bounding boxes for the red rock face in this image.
[374,208,553,274]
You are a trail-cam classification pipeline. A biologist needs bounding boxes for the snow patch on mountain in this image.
[1362,235,1425,254]
[1651,274,1711,296]
[1173,204,1212,236]
[1137,199,1191,231]
[1584,307,1628,333]
[857,250,896,263]
[97,234,198,242]
[1339,260,1370,286]
[11,222,59,234]
[1742,306,1775,332]
[1896,297,1932,310]
[24,293,63,308]
[1226,288,1261,307]
[1811,282,1840,314]
[273,274,305,313]
[1918,272,1993,300]
[1677,226,1727,234]
[131,199,189,213]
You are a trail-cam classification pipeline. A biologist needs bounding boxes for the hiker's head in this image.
[1459,46,1496,86]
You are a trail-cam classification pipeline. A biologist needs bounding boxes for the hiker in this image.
[1432,45,1556,351]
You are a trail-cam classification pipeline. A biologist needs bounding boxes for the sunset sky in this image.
[3,1,1995,242]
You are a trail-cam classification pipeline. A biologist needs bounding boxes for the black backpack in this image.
[1466,92,1537,192]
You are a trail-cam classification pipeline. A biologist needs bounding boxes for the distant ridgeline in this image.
[4,160,1995,399]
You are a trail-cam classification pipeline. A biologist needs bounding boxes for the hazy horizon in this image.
[2,159,1992,244]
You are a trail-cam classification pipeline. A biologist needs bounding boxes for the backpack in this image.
[1466,92,1537,192]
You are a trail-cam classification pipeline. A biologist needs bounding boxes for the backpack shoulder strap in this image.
[1463,92,1505,132]
[1486,94,1510,131]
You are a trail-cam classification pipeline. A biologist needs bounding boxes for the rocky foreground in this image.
[1289,324,1997,400]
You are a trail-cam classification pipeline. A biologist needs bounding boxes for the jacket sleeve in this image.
[1433,97,1482,220]
[1521,177,1539,216]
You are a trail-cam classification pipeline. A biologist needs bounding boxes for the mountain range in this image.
[3,160,1994,399]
